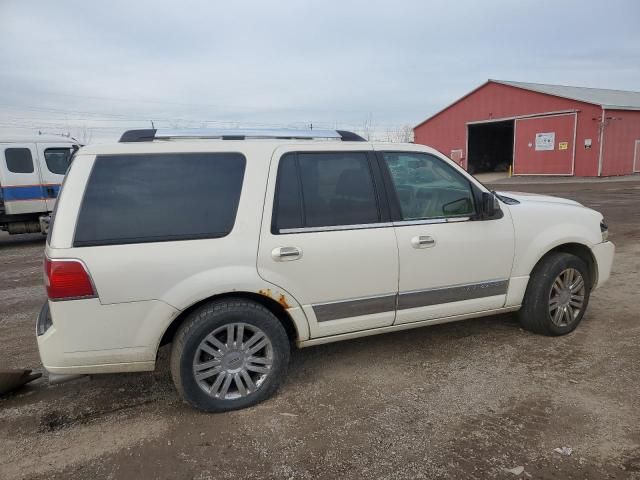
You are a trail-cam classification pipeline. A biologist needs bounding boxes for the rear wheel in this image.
[518,252,591,336]
[170,299,290,412]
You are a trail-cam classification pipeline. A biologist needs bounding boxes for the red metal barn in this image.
[413,80,640,176]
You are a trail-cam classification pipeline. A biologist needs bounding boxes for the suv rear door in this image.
[258,145,399,338]
[376,148,515,325]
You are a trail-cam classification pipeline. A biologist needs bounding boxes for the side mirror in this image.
[481,192,500,219]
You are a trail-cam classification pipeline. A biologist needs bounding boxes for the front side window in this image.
[74,153,246,246]
[44,148,73,175]
[382,152,475,220]
[273,152,380,232]
[5,148,34,173]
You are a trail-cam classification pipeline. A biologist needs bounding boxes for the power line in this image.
[1,89,231,109]
[0,103,417,129]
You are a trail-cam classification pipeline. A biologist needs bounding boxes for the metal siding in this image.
[513,114,575,175]
[601,109,640,176]
[414,82,602,176]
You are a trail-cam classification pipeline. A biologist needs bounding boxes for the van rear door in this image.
[36,143,74,211]
[1,143,46,215]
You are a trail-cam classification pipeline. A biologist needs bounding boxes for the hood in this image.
[496,191,583,207]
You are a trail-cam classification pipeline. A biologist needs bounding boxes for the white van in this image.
[0,135,80,234]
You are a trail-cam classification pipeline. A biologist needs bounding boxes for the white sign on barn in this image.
[535,132,555,151]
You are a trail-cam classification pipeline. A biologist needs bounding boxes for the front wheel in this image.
[518,252,591,336]
[170,299,290,412]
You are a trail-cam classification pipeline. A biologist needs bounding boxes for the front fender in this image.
[508,203,602,278]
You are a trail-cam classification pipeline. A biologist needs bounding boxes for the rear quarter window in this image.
[74,153,246,246]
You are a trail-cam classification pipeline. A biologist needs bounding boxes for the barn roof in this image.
[492,80,640,110]
[415,79,640,129]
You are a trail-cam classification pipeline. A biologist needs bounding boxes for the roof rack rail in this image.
[118,128,366,143]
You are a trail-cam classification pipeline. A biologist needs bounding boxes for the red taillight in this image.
[44,258,96,300]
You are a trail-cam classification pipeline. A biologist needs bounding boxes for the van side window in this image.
[382,152,475,220]
[272,152,380,233]
[74,153,246,247]
[44,148,73,175]
[5,148,34,174]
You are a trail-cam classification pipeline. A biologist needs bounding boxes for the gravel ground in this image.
[0,179,639,480]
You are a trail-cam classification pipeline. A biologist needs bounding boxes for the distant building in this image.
[414,80,640,176]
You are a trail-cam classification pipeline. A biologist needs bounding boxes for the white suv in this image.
[38,128,615,412]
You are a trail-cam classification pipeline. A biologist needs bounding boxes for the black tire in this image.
[170,299,290,412]
[518,252,591,336]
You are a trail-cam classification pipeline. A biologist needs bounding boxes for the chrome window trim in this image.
[392,216,472,227]
[280,222,393,234]
[392,216,471,227]
[279,216,473,233]
[393,218,446,226]
[445,216,472,223]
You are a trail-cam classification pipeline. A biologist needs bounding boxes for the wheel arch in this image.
[532,242,597,287]
[158,291,302,352]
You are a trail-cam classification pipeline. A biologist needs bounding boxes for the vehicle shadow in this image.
[0,232,46,248]
[2,312,522,418]
[287,312,521,383]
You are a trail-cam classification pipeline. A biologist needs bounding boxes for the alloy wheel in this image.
[192,322,273,400]
[548,268,585,327]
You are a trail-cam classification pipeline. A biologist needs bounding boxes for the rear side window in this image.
[74,153,246,246]
[272,152,380,232]
[5,148,34,173]
[44,148,73,175]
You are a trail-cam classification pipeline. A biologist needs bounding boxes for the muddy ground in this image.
[1,179,639,480]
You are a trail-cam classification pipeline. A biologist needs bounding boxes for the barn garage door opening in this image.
[467,120,514,174]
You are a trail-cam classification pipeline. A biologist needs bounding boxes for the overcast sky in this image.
[1,0,639,142]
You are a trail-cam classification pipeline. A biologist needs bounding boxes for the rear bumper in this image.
[591,241,615,289]
[36,298,179,375]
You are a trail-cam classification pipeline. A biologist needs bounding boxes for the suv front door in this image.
[258,146,399,338]
[377,149,515,325]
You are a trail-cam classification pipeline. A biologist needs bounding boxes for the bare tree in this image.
[72,125,93,144]
[384,125,414,143]
[169,119,185,129]
[359,113,374,141]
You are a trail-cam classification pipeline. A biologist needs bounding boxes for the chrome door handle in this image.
[411,235,436,249]
[272,246,302,261]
